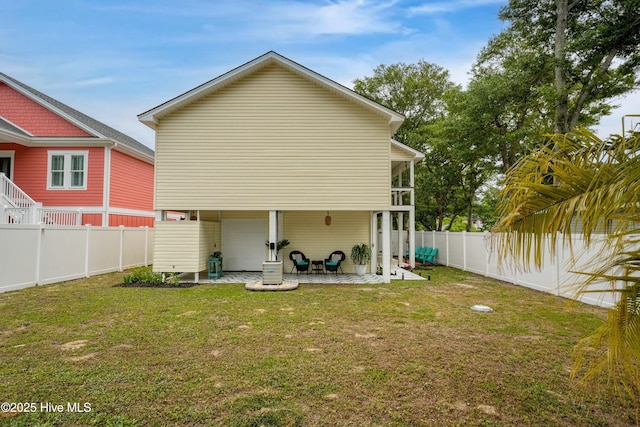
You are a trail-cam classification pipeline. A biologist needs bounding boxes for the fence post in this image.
[445,231,450,267]
[85,224,91,277]
[119,225,125,272]
[144,226,149,267]
[462,231,467,271]
[77,208,83,226]
[484,232,490,278]
[35,224,44,285]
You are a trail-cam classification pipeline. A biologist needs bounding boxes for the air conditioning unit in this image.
[262,261,283,285]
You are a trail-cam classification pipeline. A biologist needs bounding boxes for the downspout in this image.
[102,143,114,227]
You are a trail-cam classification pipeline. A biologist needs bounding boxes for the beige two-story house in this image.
[138,51,424,283]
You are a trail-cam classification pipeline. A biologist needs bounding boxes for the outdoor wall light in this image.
[325,211,331,226]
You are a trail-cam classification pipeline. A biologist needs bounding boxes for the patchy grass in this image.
[0,268,635,426]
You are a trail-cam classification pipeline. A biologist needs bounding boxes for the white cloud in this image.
[409,0,506,15]
[272,0,405,36]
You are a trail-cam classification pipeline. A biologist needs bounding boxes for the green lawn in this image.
[0,268,635,426]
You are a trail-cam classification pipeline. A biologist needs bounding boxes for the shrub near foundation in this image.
[122,267,179,286]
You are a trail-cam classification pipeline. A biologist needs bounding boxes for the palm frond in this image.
[494,128,640,407]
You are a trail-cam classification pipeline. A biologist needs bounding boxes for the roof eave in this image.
[0,129,31,145]
[391,139,426,161]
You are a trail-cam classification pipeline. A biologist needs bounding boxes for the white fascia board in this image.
[391,139,426,160]
[29,137,112,147]
[0,129,31,145]
[0,77,107,139]
[138,51,405,130]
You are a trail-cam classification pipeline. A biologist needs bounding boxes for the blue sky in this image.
[1,0,637,149]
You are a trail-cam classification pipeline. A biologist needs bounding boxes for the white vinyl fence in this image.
[0,224,154,293]
[414,231,618,308]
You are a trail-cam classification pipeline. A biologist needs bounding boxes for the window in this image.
[48,151,88,189]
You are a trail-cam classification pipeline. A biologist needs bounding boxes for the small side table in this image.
[208,257,223,279]
[311,260,324,274]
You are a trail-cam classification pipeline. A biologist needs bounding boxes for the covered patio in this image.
[178,262,425,285]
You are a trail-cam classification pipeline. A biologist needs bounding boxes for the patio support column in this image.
[409,207,416,268]
[370,212,378,274]
[382,210,391,283]
[398,212,404,266]
[268,210,278,261]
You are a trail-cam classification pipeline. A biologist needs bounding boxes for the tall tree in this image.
[497,0,640,134]
[471,47,554,171]
[353,61,458,151]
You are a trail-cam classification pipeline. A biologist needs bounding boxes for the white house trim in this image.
[103,145,112,226]
[0,150,15,180]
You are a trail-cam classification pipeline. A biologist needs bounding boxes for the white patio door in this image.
[222,219,266,271]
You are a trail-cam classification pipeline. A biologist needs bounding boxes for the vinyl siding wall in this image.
[154,64,391,211]
[109,149,154,212]
[153,221,200,272]
[391,144,415,161]
[153,220,217,272]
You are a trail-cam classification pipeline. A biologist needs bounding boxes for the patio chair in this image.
[416,246,432,263]
[324,250,346,276]
[405,246,424,261]
[289,250,310,274]
[424,247,438,265]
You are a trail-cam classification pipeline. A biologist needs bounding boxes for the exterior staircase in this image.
[0,173,81,225]
[0,172,40,224]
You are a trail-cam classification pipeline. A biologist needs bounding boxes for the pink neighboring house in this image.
[0,72,155,227]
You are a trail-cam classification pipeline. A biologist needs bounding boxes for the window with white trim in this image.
[48,151,88,190]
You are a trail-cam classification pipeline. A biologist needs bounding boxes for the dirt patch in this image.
[65,352,99,362]
[60,340,89,351]
[450,401,468,411]
[178,311,198,317]
[477,405,498,415]
[355,333,377,339]
[454,283,478,289]
[3,325,29,336]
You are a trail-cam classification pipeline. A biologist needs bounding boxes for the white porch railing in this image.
[38,208,83,226]
[391,187,414,208]
[0,173,82,225]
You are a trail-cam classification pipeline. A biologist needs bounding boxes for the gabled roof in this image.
[0,117,31,137]
[0,72,154,159]
[391,139,426,161]
[138,51,405,133]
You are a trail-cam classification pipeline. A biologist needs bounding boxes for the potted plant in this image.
[351,243,371,276]
[264,239,290,261]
